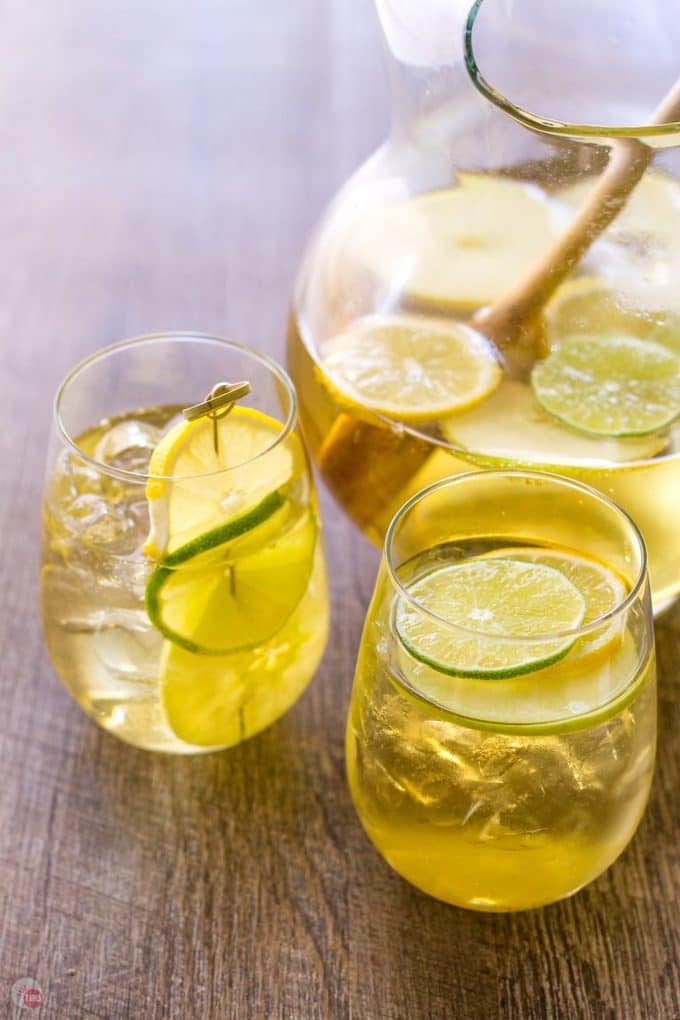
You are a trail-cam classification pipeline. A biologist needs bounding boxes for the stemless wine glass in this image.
[346,471,656,911]
[40,333,329,753]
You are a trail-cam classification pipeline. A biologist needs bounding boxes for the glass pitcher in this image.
[287,0,680,613]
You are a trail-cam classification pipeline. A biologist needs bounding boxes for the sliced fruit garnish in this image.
[345,173,560,311]
[158,556,326,747]
[394,558,586,679]
[160,644,250,747]
[531,335,680,437]
[476,547,627,664]
[544,276,680,355]
[320,315,501,423]
[144,406,303,558]
[145,499,316,655]
[441,379,668,465]
[395,624,647,736]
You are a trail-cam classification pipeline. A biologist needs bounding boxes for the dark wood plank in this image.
[0,2,678,1019]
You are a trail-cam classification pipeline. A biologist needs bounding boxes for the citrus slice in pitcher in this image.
[543,276,680,356]
[320,314,501,423]
[531,335,680,437]
[441,379,669,464]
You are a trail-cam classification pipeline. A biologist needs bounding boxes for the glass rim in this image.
[384,469,649,644]
[464,0,680,144]
[54,331,298,484]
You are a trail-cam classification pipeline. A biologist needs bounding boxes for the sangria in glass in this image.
[346,471,656,910]
[41,333,329,752]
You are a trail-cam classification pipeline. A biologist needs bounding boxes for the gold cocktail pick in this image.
[182,380,252,456]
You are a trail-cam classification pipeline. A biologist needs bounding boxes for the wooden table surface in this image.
[1,2,678,1018]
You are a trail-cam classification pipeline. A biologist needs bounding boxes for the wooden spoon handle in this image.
[474,77,680,376]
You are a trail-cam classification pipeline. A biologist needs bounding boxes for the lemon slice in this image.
[145,407,303,558]
[345,174,560,311]
[158,551,326,748]
[441,379,668,465]
[531,335,680,437]
[476,547,627,664]
[146,497,316,655]
[395,626,647,736]
[144,405,317,654]
[481,550,626,624]
[544,276,680,355]
[394,558,586,679]
[320,315,501,423]
[142,406,321,743]
[160,645,251,747]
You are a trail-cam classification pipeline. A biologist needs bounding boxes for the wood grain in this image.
[0,2,678,1018]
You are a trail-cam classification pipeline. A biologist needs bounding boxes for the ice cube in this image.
[94,420,162,474]
[64,492,110,530]
[81,499,148,557]
[48,450,104,510]
[41,563,101,631]
[576,711,637,791]
[90,612,162,680]
[355,742,408,813]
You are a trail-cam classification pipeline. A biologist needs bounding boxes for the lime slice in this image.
[142,405,321,744]
[441,379,668,465]
[145,406,303,558]
[144,405,316,654]
[158,544,327,746]
[394,558,587,679]
[146,501,317,655]
[544,276,680,356]
[531,335,680,437]
[476,547,627,664]
[345,174,560,311]
[320,315,501,423]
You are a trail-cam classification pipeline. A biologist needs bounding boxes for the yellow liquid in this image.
[346,543,656,911]
[41,409,329,753]
[288,171,680,612]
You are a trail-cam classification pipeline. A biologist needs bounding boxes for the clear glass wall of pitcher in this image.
[288,0,680,613]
